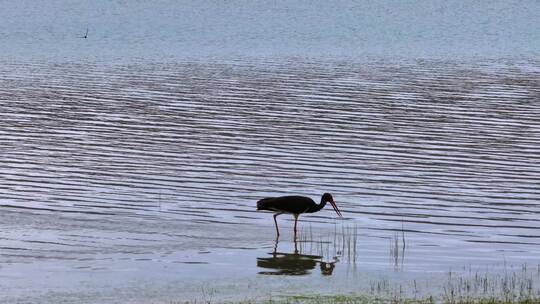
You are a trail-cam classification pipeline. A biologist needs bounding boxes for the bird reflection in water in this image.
[257,238,338,276]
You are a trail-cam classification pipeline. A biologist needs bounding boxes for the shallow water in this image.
[1,58,540,302]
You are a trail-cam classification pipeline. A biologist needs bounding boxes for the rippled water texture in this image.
[1,59,539,302]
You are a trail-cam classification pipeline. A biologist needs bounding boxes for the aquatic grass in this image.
[361,265,540,304]
[276,274,540,304]
[279,294,437,304]
[236,265,540,304]
[178,270,540,304]
[174,296,540,304]
[298,224,358,263]
[267,295,540,304]
[389,225,406,270]
[441,267,540,304]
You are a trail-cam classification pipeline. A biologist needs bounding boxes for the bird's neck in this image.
[312,198,327,212]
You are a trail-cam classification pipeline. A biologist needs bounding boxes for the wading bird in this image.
[256,193,342,238]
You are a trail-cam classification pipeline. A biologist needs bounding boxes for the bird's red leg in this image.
[273,212,283,237]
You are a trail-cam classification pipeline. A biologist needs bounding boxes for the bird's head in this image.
[322,193,342,217]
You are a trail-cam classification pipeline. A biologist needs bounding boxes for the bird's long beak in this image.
[330,200,343,217]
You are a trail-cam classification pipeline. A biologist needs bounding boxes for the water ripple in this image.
[0,58,539,258]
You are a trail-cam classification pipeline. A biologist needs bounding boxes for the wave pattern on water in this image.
[1,59,540,262]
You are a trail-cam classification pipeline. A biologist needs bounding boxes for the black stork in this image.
[256,193,343,237]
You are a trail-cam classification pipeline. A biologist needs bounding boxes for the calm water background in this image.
[1,0,540,303]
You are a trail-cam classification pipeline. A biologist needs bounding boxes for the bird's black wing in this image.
[256,196,315,214]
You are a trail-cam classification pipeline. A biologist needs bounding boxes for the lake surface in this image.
[2,0,539,61]
[1,58,539,302]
